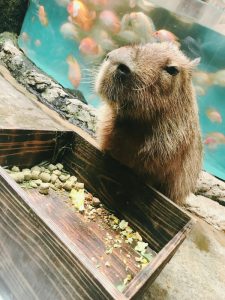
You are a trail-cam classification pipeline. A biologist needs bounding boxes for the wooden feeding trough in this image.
[0,127,193,300]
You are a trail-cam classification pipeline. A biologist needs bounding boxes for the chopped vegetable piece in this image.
[134,241,148,253]
[124,274,132,285]
[119,220,128,230]
[70,188,85,212]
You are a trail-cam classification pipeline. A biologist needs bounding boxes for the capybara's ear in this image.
[189,57,201,69]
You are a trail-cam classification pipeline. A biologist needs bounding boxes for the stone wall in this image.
[0,32,97,136]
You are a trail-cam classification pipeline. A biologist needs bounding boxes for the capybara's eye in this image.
[164,65,179,76]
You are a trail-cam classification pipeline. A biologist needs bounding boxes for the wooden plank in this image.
[0,129,72,168]
[62,131,193,298]
[123,221,193,299]
[0,167,126,300]
[0,127,193,299]
[25,188,146,286]
[63,132,191,253]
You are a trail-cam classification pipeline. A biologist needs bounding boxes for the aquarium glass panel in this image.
[18,0,225,180]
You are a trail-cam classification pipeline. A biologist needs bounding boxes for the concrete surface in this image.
[145,220,225,300]
[186,194,225,231]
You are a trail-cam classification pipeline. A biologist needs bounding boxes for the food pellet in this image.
[5,161,155,285]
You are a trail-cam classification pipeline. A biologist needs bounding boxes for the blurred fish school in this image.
[19,0,225,179]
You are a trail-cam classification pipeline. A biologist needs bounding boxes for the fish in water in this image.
[92,28,118,52]
[67,55,81,88]
[21,32,30,42]
[128,0,155,11]
[193,70,213,87]
[129,0,136,8]
[116,30,140,45]
[55,0,70,6]
[34,39,41,47]
[138,0,155,12]
[38,5,48,26]
[153,29,179,45]
[194,84,207,96]
[120,12,155,43]
[206,108,222,123]
[99,33,117,51]
[204,132,225,149]
[129,12,155,41]
[99,10,121,34]
[192,70,213,96]
[79,37,102,56]
[212,69,225,87]
[60,22,80,40]
[182,36,203,60]
[67,0,95,31]
[90,0,108,7]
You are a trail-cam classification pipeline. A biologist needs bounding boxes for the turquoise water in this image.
[19,0,99,106]
[18,0,225,179]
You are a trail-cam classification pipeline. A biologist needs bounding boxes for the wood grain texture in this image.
[25,188,146,286]
[63,132,191,253]
[0,128,193,299]
[0,129,72,168]
[62,131,193,298]
[0,168,126,300]
[124,221,193,299]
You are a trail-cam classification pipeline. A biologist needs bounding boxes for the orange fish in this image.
[206,108,222,123]
[99,10,121,34]
[153,29,178,43]
[204,132,225,149]
[67,55,81,88]
[67,1,95,31]
[79,37,101,56]
[38,5,48,26]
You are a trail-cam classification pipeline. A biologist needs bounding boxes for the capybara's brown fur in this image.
[95,42,202,205]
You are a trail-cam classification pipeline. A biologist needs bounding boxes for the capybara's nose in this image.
[117,63,131,76]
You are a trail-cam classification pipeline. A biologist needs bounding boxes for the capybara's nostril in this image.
[117,64,131,76]
[105,54,110,61]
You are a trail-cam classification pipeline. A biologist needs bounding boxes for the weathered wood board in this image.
[0,128,193,299]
